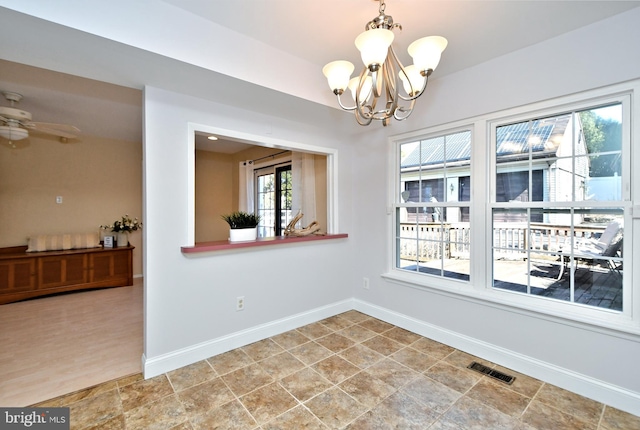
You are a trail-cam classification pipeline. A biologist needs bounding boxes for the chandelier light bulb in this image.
[348,76,373,104]
[399,65,426,96]
[355,28,394,69]
[408,36,448,73]
[322,60,355,93]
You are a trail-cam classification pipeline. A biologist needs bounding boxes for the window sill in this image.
[382,270,640,339]
[181,233,348,254]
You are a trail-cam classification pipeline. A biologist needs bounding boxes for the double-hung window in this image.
[395,129,472,282]
[390,81,636,330]
[491,101,628,312]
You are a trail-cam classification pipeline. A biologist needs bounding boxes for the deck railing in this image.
[399,222,605,261]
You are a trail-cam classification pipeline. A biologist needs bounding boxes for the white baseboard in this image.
[353,299,640,417]
[143,299,353,378]
[143,297,639,416]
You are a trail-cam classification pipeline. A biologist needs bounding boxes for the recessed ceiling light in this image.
[207,135,218,141]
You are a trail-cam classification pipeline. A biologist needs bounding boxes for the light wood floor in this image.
[0,279,143,406]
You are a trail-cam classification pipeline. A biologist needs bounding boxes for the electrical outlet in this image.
[363,277,370,289]
[236,296,245,311]
[56,196,63,204]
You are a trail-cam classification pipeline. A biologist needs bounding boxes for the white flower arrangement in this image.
[101,214,142,233]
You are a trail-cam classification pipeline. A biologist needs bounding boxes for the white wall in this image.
[142,87,356,373]
[353,9,640,414]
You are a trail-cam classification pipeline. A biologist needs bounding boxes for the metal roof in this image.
[401,115,571,169]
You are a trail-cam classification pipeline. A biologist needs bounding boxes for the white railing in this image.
[399,222,605,262]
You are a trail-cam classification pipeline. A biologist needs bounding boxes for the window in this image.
[395,129,472,281]
[256,164,292,237]
[389,81,636,331]
[491,105,626,311]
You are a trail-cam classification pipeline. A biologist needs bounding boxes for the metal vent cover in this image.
[467,361,515,385]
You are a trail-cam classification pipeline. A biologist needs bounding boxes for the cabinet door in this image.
[89,249,131,284]
[38,254,88,289]
[0,259,37,293]
[90,252,114,282]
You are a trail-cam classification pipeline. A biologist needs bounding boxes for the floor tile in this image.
[280,367,333,402]
[118,374,173,412]
[295,322,332,340]
[522,399,597,430]
[123,394,187,430]
[361,335,404,356]
[357,318,394,334]
[84,414,126,429]
[241,338,285,362]
[601,405,640,430]
[466,378,530,417]
[432,396,524,430]
[366,358,420,389]
[176,377,234,417]
[207,348,254,375]
[240,382,298,425]
[166,360,216,392]
[338,310,371,324]
[314,332,355,353]
[288,341,333,365]
[383,326,423,345]
[221,363,274,397]
[535,383,603,424]
[410,337,456,359]
[401,374,460,414]
[304,386,367,429]
[318,315,353,331]
[389,346,438,373]
[258,351,305,379]
[190,399,257,430]
[311,355,360,384]
[68,389,122,429]
[492,365,543,398]
[339,370,396,408]
[338,344,385,369]
[271,330,311,350]
[363,390,440,429]
[262,405,327,430]
[337,324,377,343]
[445,349,495,370]
[424,360,481,393]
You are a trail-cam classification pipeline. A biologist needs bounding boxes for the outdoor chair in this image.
[557,220,623,280]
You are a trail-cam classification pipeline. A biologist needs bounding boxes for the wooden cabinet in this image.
[0,246,133,304]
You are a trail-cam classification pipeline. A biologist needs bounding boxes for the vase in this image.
[116,232,129,247]
[229,227,257,242]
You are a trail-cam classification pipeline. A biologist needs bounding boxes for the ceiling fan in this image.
[0,91,80,147]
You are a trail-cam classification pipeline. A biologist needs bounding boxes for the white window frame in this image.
[393,125,474,284]
[385,80,640,335]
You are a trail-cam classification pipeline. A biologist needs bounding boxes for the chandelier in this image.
[322,0,447,126]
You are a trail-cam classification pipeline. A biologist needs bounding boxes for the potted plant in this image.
[221,211,261,242]
[100,214,142,247]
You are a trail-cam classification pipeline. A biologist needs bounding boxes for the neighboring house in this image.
[400,114,589,225]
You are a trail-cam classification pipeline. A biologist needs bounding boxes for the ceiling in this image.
[0,1,638,145]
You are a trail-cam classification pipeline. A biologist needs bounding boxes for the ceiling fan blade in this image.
[27,122,80,139]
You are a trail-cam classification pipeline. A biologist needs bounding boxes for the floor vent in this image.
[467,362,515,385]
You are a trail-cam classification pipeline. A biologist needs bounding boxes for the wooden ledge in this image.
[181,233,348,254]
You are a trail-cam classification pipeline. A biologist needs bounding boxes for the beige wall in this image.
[194,149,234,242]
[0,134,143,276]
[195,147,327,242]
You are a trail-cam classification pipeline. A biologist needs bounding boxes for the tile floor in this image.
[34,311,639,429]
